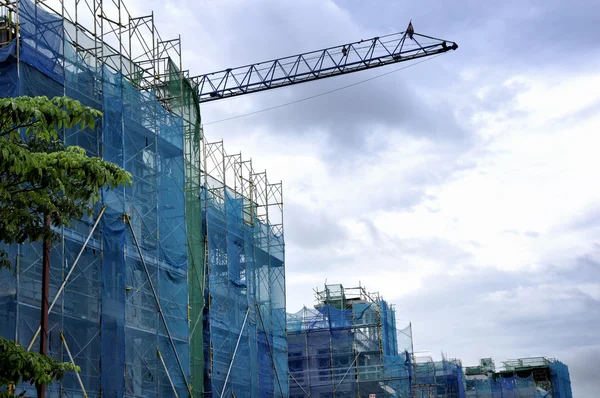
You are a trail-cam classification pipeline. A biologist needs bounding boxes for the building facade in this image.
[0,0,286,396]
[464,357,572,398]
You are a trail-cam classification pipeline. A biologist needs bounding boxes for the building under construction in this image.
[286,284,465,398]
[0,0,286,396]
[464,357,572,398]
[411,356,465,398]
[0,1,573,398]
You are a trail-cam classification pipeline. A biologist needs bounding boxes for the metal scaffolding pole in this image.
[125,214,192,396]
[289,372,310,398]
[220,306,250,398]
[27,206,107,352]
[335,354,359,392]
[158,349,179,398]
[255,303,284,398]
[61,332,89,398]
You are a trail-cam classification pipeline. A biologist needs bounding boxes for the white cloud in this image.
[509,73,600,126]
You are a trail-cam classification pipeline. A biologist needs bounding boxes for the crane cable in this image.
[202,52,445,126]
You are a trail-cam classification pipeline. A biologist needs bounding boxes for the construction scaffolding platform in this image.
[287,284,466,398]
[410,355,465,398]
[287,284,412,397]
[464,357,572,398]
[0,0,286,396]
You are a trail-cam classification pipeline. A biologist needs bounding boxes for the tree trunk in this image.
[37,214,51,398]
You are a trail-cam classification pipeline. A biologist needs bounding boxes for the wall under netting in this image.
[549,360,572,398]
[163,58,206,397]
[0,0,190,396]
[413,357,466,398]
[0,0,288,396]
[464,358,572,398]
[200,140,287,398]
[465,375,544,398]
[287,285,413,398]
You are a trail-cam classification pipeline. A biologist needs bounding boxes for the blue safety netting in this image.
[0,0,189,396]
[202,187,287,398]
[411,359,465,398]
[465,374,557,398]
[549,360,572,398]
[287,300,414,398]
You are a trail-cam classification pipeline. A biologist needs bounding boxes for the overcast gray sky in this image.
[126,0,599,395]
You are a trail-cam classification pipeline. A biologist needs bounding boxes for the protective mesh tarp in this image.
[0,0,189,396]
[465,374,558,398]
[202,187,287,398]
[164,58,205,397]
[287,302,414,398]
[411,358,466,398]
[549,360,572,398]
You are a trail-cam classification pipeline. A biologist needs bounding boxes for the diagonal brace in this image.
[125,214,192,396]
[27,206,107,351]
[220,306,250,398]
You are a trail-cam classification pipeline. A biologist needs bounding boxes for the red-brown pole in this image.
[37,214,51,398]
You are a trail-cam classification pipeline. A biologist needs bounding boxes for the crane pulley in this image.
[191,22,457,103]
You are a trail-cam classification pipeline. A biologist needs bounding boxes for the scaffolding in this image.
[287,284,414,398]
[412,356,465,398]
[287,284,467,398]
[0,0,286,396]
[464,357,573,398]
[200,140,286,397]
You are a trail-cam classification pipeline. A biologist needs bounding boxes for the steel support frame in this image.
[2,0,190,396]
[202,131,286,397]
[191,31,457,102]
[26,206,107,352]
[126,214,192,395]
[4,0,286,396]
[220,306,251,398]
[61,332,89,398]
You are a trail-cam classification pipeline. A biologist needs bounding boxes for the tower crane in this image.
[191,21,457,103]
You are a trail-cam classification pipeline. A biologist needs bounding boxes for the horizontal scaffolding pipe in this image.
[27,206,106,352]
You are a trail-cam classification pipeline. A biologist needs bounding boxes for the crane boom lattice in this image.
[192,30,457,103]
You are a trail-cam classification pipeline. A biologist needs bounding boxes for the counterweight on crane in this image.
[191,22,457,103]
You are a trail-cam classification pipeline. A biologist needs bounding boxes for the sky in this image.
[103,0,600,395]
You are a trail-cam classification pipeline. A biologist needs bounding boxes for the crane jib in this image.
[191,30,458,104]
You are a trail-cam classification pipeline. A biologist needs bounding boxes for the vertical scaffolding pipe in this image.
[60,0,66,306]
[202,131,211,388]
[305,328,311,395]
[329,328,335,394]
[15,244,20,342]
[351,304,359,395]
[15,0,19,79]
